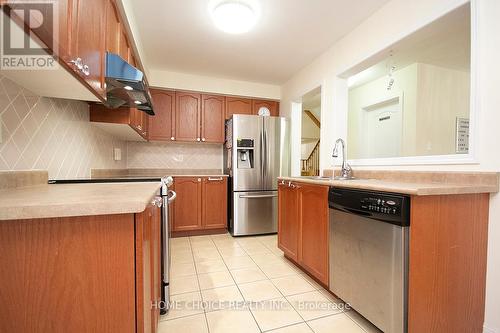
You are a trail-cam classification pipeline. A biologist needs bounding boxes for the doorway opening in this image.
[300,87,321,176]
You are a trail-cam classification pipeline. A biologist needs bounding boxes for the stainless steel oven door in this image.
[161,189,176,314]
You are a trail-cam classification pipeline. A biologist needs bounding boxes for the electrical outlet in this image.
[113,148,121,161]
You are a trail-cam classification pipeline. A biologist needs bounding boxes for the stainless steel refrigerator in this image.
[224,115,289,236]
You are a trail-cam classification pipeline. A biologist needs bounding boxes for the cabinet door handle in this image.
[196,138,201,142]
[137,125,142,130]
[170,137,175,141]
[82,64,90,76]
[151,197,163,207]
[197,178,201,182]
[202,138,206,142]
[208,177,223,181]
[70,57,83,70]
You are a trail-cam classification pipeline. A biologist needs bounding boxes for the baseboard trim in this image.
[171,228,227,238]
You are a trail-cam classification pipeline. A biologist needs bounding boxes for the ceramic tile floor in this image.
[160,233,381,333]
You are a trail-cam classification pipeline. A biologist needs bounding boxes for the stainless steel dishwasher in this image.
[328,188,410,333]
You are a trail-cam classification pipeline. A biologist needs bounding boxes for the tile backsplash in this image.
[0,74,224,178]
[127,141,223,170]
[0,74,127,179]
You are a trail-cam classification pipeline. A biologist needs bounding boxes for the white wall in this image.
[149,70,281,99]
[416,63,470,155]
[348,63,418,158]
[302,108,321,139]
[348,63,470,158]
[280,0,500,331]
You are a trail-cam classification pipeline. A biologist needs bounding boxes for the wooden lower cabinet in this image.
[278,182,299,261]
[0,204,161,333]
[408,194,489,333]
[297,183,329,285]
[202,177,228,229]
[172,177,228,235]
[136,203,162,333]
[172,177,203,231]
[278,181,329,285]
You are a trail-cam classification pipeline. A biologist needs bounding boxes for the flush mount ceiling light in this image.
[208,0,260,34]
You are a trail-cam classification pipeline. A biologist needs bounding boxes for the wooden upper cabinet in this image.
[298,184,329,285]
[90,104,148,140]
[201,95,225,143]
[175,92,201,142]
[71,0,106,97]
[148,89,175,141]
[253,99,279,117]
[172,177,203,231]
[278,183,300,261]
[105,0,120,55]
[6,1,71,61]
[226,97,252,119]
[119,28,130,62]
[202,177,228,229]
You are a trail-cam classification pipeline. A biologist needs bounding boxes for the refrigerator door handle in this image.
[263,123,267,189]
[239,194,278,199]
[260,123,264,188]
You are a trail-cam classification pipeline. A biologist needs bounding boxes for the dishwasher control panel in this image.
[360,197,399,215]
[329,188,410,226]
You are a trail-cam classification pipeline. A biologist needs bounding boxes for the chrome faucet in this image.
[332,138,354,180]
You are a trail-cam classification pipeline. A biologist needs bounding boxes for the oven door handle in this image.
[167,190,176,203]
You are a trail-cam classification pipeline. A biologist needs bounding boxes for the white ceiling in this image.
[128,0,389,84]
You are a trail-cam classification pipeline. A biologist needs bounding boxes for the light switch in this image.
[113,148,122,161]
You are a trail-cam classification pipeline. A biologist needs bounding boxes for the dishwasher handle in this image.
[332,205,372,217]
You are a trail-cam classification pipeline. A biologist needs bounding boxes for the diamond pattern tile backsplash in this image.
[0,73,225,177]
[127,141,223,170]
[0,73,127,179]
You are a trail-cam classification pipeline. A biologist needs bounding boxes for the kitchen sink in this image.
[301,176,334,180]
[301,175,356,181]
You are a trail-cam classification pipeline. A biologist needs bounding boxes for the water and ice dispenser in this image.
[236,139,254,169]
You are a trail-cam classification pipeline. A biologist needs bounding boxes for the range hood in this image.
[104,52,155,115]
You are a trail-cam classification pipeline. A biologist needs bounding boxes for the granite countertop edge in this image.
[0,182,162,221]
[277,176,499,196]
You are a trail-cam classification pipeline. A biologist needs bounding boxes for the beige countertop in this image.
[0,182,161,221]
[278,176,499,196]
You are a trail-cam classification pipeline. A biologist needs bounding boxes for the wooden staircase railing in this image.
[301,141,320,176]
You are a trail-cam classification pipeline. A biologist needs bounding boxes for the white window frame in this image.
[336,0,478,167]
